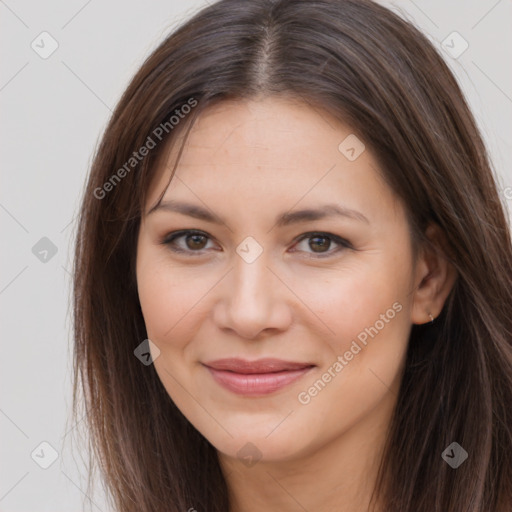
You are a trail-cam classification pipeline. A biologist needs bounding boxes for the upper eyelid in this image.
[162,230,350,253]
[163,230,346,243]
[162,230,216,249]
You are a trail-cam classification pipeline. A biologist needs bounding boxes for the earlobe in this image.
[410,223,458,325]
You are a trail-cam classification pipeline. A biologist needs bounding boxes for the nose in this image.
[212,250,293,340]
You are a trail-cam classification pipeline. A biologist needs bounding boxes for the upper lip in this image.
[203,358,315,374]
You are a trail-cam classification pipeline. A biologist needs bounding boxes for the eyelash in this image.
[159,230,352,258]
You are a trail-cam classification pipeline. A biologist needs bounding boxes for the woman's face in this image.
[136,97,419,465]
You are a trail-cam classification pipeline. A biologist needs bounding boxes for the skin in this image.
[136,96,457,512]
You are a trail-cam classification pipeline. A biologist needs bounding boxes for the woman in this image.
[72,0,512,510]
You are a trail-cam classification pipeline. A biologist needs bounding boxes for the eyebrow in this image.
[147,200,369,226]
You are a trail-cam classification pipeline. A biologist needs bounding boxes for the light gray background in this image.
[1,1,511,510]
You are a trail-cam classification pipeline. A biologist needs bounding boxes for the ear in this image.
[410,223,458,325]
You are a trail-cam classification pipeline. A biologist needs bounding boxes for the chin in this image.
[196,410,321,466]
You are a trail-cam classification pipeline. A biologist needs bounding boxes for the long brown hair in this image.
[71,0,512,510]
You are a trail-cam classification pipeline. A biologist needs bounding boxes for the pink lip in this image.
[203,358,315,396]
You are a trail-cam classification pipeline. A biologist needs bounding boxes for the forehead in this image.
[145,97,401,225]
[171,97,353,169]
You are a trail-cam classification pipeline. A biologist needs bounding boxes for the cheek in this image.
[286,260,408,355]
[289,258,413,416]
[136,242,196,349]
[136,249,225,367]
[290,267,410,430]
[137,270,196,348]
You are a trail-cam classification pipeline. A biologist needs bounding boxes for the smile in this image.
[202,358,316,396]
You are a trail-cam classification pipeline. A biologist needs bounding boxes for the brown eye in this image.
[185,233,208,250]
[292,232,351,258]
[308,235,331,253]
[161,230,215,255]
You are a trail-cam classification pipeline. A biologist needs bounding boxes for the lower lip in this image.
[204,366,314,396]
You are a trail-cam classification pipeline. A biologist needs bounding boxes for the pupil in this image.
[310,236,329,252]
[187,234,206,250]
[183,235,331,252]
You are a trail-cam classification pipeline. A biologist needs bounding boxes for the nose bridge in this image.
[231,243,273,308]
[212,240,291,338]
